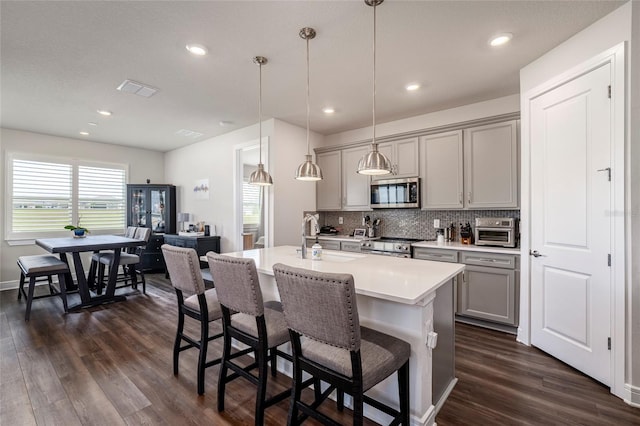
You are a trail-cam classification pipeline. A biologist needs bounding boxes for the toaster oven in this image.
[474,217,518,248]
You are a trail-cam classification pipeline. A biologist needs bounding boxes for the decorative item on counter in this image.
[311,238,323,260]
[460,222,473,245]
[436,229,445,245]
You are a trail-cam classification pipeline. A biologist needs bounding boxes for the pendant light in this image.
[295,27,323,181]
[249,56,274,186]
[357,0,392,176]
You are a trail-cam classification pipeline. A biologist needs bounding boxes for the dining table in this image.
[36,235,146,310]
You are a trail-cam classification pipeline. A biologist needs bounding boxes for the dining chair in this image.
[207,252,309,426]
[91,226,151,294]
[273,263,411,426]
[162,244,223,395]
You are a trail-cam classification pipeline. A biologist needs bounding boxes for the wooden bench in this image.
[17,255,70,321]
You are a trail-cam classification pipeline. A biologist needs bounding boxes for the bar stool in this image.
[273,263,411,426]
[162,244,224,395]
[17,255,70,321]
[207,252,309,426]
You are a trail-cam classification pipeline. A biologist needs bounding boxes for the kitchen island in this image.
[215,245,465,425]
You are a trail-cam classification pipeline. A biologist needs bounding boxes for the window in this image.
[7,154,127,240]
[242,180,262,226]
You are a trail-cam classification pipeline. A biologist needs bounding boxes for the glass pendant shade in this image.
[357,143,392,175]
[249,163,273,186]
[295,27,323,181]
[357,0,391,176]
[295,154,323,181]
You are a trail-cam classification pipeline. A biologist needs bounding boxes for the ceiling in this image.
[0,1,624,152]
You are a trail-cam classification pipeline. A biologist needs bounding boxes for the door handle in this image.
[530,250,544,258]
[597,167,611,181]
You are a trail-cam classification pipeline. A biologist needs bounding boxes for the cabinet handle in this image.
[459,192,463,204]
[467,192,472,205]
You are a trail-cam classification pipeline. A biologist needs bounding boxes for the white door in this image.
[530,63,611,385]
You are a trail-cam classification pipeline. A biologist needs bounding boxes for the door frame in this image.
[233,137,271,252]
[520,42,626,398]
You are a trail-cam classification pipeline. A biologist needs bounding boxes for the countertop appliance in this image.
[360,237,423,258]
[370,177,419,209]
[474,217,518,248]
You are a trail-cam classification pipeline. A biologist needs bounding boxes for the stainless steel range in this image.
[360,237,423,258]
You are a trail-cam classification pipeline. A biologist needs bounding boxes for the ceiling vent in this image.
[116,79,158,98]
[175,129,203,139]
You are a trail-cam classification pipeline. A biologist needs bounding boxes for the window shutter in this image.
[78,165,126,230]
[11,159,72,232]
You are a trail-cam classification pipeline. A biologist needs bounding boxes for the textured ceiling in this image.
[0,1,624,152]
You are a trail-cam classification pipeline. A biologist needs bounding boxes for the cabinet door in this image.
[420,131,463,209]
[316,151,342,211]
[394,137,420,177]
[340,241,362,252]
[458,265,517,325]
[341,146,371,211]
[128,187,147,227]
[463,120,518,208]
[372,138,419,180]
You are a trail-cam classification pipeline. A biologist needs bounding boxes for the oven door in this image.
[475,227,516,247]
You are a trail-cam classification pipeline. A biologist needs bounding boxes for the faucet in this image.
[301,213,319,259]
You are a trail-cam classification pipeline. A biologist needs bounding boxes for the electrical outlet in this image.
[433,219,440,228]
[338,216,344,224]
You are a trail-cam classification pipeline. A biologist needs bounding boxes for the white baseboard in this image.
[1,279,21,291]
[624,383,640,408]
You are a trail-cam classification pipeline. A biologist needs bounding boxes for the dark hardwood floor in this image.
[1,273,638,425]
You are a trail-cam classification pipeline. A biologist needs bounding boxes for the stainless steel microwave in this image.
[370,177,420,209]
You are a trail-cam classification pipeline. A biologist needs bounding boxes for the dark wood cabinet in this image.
[163,235,221,268]
[127,184,176,271]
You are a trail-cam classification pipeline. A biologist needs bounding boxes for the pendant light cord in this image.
[258,61,263,164]
[306,36,311,155]
[372,2,377,144]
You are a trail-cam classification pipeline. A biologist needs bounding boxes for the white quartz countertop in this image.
[206,245,464,305]
[412,240,521,255]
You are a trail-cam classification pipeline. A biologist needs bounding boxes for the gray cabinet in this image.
[306,239,341,251]
[163,234,221,268]
[373,137,420,180]
[341,146,371,211]
[413,247,458,263]
[420,131,464,209]
[420,120,519,210]
[340,241,362,253]
[458,252,518,326]
[316,151,342,211]
[463,120,519,209]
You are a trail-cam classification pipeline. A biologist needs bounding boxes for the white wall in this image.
[323,94,520,148]
[163,118,322,253]
[519,1,638,404]
[0,128,165,286]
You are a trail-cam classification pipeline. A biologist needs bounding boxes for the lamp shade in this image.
[295,154,323,181]
[249,163,273,186]
[357,143,392,175]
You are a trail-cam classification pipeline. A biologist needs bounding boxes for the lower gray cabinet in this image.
[458,252,518,326]
[340,241,362,252]
[306,239,341,251]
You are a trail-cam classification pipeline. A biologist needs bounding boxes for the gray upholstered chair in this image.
[17,254,71,321]
[207,252,305,426]
[91,226,151,293]
[162,244,223,395]
[273,263,411,426]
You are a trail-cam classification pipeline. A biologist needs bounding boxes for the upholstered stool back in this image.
[161,244,205,295]
[206,253,263,317]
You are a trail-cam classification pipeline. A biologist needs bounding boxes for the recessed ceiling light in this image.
[79,131,90,136]
[405,83,421,91]
[489,33,513,47]
[322,107,335,114]
[97,109,112,116]
[186,44,208,56]
[88,122,97,126]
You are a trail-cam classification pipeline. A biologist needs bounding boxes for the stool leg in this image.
[18,272,25,301]
[47,275,55,295]
[57,272,69,313]
[398,361,410,425]
[25,276,36,321]
[97,263,105,295]
[255,345,268,426]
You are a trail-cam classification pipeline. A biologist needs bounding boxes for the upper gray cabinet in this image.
[372,137,420,180]
[316,150,342,211]
[341,145,371,211]
[420,120,519,210]
[420,131,464,209]
[463,121,518,209]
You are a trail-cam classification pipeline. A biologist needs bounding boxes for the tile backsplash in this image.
[320,209,520,241]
